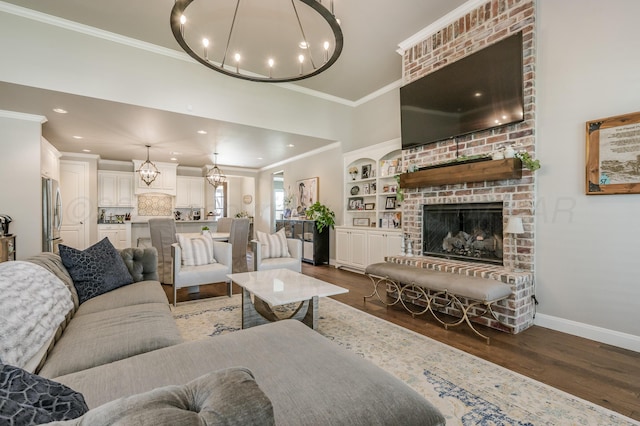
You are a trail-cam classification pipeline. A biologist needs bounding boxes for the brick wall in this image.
[397,0,536,333]
[401,0,536,273]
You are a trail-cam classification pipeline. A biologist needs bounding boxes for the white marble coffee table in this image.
[227,269,348,330]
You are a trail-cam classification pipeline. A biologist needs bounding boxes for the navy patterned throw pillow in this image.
[59,238,133,304]
[0,363,88,424]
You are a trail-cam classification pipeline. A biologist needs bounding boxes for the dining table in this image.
[210,232,230,242]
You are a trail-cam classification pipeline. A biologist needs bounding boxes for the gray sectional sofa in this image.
[17,248,444,425]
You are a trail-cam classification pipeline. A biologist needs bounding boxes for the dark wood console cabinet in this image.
[275,219,329,266]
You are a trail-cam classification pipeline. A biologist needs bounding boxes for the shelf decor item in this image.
[353,217,370,227]
[385,196,396,210]
[348,166,358,180]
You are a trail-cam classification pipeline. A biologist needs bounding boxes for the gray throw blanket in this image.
[0,261,73,369]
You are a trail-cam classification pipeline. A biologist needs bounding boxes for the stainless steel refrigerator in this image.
[42,177,63,252]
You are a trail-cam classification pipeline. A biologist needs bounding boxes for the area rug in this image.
[172,295,638,426]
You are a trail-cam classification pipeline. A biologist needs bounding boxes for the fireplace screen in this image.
[422,203,503,264]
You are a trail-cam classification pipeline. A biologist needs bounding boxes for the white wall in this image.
[535,0,640,349]
[256,144,343,258]
[0,112,46,258]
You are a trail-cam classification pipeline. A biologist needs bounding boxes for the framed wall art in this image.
[586,111,640,195]
[296,177,319,208]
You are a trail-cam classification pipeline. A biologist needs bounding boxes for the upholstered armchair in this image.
[171,238,233,307]
[252,238,302,273]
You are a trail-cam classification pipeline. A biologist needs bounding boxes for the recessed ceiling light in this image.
[170,157,178,161]
[82,149,91,153]
[474,92,482,97]
[53,108,68,114]
[288,144,295,148]
[170,151,182,155]
[197,130,207,134]
[298,41,309,49]
[73,135,83,139]
[257,157,263,160]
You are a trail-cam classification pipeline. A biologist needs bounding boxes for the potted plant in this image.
[201,226,209,235]
[305,201,336,233]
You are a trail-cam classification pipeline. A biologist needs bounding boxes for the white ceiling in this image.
[0,0,467,169]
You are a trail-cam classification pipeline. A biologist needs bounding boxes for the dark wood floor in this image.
[167,263,640,421]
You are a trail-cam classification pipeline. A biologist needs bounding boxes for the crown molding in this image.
[0,109,47,123]
[397,0,486,54]
[262,141,341,171]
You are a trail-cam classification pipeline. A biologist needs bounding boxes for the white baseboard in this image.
[534,314,640,353]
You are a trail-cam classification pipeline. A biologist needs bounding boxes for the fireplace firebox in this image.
[422,203,504,265]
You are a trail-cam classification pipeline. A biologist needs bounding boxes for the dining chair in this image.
[229,218,250,273]
[216,217,233,233]
[148,218,177,285]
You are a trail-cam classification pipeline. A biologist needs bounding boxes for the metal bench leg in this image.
[364,274,401,306]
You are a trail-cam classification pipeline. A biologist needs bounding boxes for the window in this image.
[214,183,227,217]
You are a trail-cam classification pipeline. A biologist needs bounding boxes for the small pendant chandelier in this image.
[206,153,227,188]
[136,145,161,186]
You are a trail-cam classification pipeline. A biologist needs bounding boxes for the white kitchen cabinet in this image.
[368,230,403,264]
[335,227,367,270]
[176,176,204,208]
[97,224,131,250]
[98,171,134,207]
[41,138,60,180]
[132,161,178,195]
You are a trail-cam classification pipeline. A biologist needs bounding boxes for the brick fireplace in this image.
[389,0,537,334]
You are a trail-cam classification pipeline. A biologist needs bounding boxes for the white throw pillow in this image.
[256,228,290,259]
[176,233,217,266]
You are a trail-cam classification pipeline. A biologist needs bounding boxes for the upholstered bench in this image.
[364,262,513,343]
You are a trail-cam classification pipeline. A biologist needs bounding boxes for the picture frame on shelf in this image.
[371,182,377,194]
[381,212,401,229]
[353,217,370,227]
[586,111,640,195]
[385,196,396,210]
[348,197,364,210]
[363,183,370,194]
[361,164,372,179]
[393,212,402,229]
[364,203,375,210]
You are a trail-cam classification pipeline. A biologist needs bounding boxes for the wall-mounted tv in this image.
[400,31,524,149]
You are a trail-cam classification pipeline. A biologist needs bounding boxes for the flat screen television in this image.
[400,31,524,149]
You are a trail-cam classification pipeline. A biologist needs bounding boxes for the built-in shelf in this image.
[399,158,522,188]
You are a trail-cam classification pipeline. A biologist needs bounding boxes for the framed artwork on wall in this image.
[586,111,640,195]
[296,177,319,210]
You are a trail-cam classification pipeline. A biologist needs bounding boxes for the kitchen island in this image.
[130,219,220,248]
